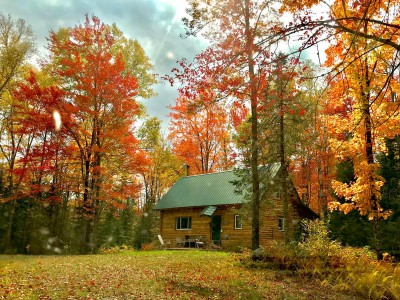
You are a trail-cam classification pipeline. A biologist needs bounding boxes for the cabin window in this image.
[278,217,285,231]
[176,217,192,230]
[234,215,242,229]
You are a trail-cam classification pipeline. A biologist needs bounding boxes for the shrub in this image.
[141,243,155,251]
[298,219,341,259]
[240,219,400,299]
[257,241,300,271]
[98,244,135,254]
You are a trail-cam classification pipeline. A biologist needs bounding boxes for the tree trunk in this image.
[21,199,33,254]
[279,83,291,244]
[81,159,92,254]
[3,155,16,253]
[360,34,381,258]
[363,94,382,259]
[91,151,102,253]
[363,100,382,259]
[3,133,33,253]
[3,201,16,253]
[244,0,261,250]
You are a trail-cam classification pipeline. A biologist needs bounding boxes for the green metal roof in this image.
[154,165,281,210]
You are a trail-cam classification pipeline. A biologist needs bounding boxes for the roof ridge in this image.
[183,163,281,178]
[184,169,234,178]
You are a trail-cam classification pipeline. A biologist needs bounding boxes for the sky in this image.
[1,0,208,131]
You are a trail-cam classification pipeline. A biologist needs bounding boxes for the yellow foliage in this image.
[317,0,400,220]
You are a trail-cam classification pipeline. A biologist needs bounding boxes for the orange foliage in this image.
[322,1,400,219]
[168,91,234,175]
[12,16,148,210]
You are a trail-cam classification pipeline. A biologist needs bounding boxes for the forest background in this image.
[1,0,400,255]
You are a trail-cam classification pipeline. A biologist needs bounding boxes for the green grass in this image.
[0,250,362,299]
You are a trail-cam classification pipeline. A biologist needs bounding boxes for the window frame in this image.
[278,217,285,231]
[234,214,242,230]
[176,216,192,230]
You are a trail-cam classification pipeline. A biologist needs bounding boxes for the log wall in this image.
[158,196,303,249]
[159,206,252,249]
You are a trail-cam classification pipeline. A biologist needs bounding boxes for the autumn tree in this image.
[138,117,182,205]
[271,62,336,216]
[45,15,151,253]
[168,92,233,175]
[7,71,73,253]
[292,101,335,216]
[274,0,400,239]
[329,136,400,253]
[0,13,35,197]
[109,24,157,100]
[0,13,35,97]
[263,0,400,226]
[0,13,35,253]
[319,1,400,256]
[0,14,155,254]
[170,0,281,249]
[279,0,400,56]
[134,117,182,248]
[234,55,317,242]
[0,12,35,187]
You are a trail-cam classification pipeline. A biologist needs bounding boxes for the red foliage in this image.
[8,16,147,209]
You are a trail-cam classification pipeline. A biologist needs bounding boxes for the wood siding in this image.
[159,206,252,249]
[158,193,304,249]
[259,195,301,245]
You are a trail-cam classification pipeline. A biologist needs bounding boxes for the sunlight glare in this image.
[166,51,175,59]
[53,110,62,131]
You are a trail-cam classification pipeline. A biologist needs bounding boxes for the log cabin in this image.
[153,164,318,250]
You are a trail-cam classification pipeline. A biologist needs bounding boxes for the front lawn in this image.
[0,250,362,299]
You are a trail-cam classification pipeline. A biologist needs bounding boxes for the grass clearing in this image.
[0,250,363,299]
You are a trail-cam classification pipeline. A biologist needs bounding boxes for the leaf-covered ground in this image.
[0,250,363,299]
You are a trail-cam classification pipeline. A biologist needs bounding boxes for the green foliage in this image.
[378,137,400,253]
[249,220,342,272]
[335,159,355,184]
[109,23,157,99]
[132,208,155,250]
[98,198,137,249]
[0,199,71,255]
[330,137,400,255]
[0,196,142,254]
[330,210,372,247]
[0,12,35,96]
[298,220,342,260]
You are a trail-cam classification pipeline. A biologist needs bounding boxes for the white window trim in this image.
[234,215,242,229]
[278,217,285,232]
[176,217,192,230]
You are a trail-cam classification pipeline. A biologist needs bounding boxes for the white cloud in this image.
[41,0,72,7]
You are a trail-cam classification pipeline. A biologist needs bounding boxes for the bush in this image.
[298,219,341,258]
[141,243,155,251]
[98,244,135,254]
[250,242,300,271]
[333,252,400,300]
[240,219,400,299]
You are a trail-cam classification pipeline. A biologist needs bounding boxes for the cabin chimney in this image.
[186,164,190,176]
